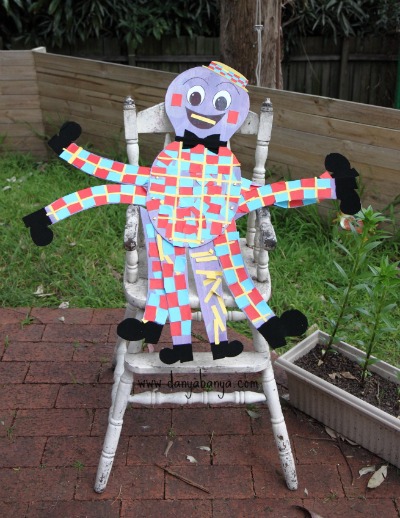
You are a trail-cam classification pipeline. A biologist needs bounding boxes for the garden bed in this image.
[295,342,399,418]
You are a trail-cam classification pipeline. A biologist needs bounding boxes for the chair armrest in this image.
[124,205,140,251]
[257,207,277,251]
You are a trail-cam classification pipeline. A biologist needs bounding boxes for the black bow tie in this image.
[176,130,227,154]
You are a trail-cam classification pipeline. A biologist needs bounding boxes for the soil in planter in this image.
[295,343,400,418]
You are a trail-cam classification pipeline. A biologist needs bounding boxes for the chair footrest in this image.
[124,351,270,375]
[128,390,267,406]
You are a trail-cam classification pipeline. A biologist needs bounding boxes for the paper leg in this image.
[214,221,274,328]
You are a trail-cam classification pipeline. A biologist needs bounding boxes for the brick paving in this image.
[0,307,399,518]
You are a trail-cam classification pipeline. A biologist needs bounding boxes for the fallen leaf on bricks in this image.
[367,465,388,488]
[164,439,174,457]
[246,409,261,419]
[186,455,198,463]
[324,427,337,439]
[292,505,324,518]
[359,466,376,477]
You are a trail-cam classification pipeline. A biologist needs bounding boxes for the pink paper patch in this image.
[227,110,239,124]
[171,94,183,107]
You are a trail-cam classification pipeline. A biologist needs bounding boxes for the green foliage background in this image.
[0,0,219,49]
[1,0,399,50]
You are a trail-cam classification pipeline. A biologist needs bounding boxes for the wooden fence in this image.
[0,49,47,156]
[129,36,220,74]
[1,49,399,214]
[9,34,396,107]
[283,36,399,108]
[130,35,399,108]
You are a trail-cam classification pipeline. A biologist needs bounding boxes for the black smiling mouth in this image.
[186,108,225,129]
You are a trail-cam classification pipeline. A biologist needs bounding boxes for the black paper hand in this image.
[22,208,53,246]
[48,121,82,155]
[325,153,361,215]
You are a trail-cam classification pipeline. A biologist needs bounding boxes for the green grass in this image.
[1,154,399,366]
[1,154,126,308]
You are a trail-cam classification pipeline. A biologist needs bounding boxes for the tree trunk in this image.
[220,0,282,88]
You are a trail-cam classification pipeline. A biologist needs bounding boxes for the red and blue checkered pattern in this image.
[60,143,150,185]
[238,177,335,214]
[45,184,146,223]
[146,142,242,248]
[214,221,274,328]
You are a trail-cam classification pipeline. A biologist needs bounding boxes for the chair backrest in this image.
[123,97,277,280]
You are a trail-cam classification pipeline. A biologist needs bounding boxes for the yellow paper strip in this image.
[156,234,165,261]
[191,113,216,126]
[210,277,222,294]
[191,249,213,258]
[213,319,220,345]
[203,278,215,286]
[217,294,228,315]
[67,145,83,163]
[46,208,59,221]
[211,304,226,332]
[195,255,217,263]
[204,288,213,304]
[195,270,223,277]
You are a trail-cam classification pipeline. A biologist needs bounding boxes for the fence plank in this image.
[0,50,46,158]
[273,108,400,151]
[0,80,40,96]
[249,86,400,129]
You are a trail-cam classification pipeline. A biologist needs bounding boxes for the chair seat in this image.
[125,351,270,375]
[124,237,271,310]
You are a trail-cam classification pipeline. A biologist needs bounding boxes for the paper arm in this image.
[238,176,336,214]
[238,154,360,215]
[22,184,147,247]
[48,122,150,185]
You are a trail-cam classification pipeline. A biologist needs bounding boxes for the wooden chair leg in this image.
[261,362,298,490]
[112,303,138,367]
[94,368,134,493]
[110,308,144,416]
[126,308,144,354]
[251,323,268,353]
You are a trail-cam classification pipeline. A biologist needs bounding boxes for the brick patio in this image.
[0,307,399,517]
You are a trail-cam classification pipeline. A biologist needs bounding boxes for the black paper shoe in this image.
[22,207,53,247]
[159,344,194,364]
[211,340,244,360]
[117,318,163,343]
[258,309,308,349]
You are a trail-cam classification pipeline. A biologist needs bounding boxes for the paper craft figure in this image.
[23,61,361,364]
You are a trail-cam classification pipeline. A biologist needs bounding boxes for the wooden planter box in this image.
[275,330,400,468]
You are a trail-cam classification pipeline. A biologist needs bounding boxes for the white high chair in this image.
[94,96,298,493]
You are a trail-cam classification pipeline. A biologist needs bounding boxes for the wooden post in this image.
[220,0,282,88]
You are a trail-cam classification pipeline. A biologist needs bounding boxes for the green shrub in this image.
[0,0,219,49]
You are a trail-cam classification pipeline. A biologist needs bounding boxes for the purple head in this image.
[165,61,250,143]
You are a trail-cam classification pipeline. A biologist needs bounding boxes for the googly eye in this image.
[187,85,205,106]
[213,90,232,111]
